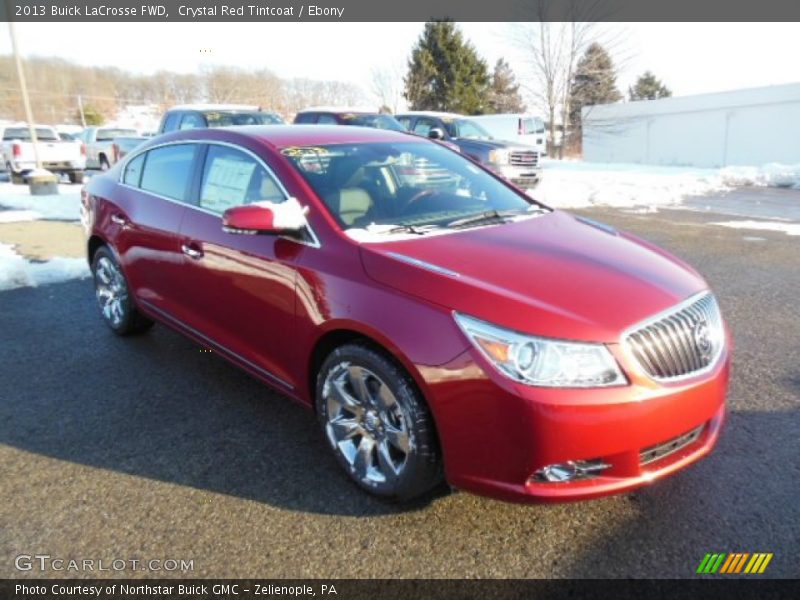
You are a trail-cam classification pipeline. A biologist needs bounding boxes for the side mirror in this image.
[428,127,445,140]
[222,197,309,235]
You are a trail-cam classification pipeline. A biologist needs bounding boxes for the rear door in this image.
[173,142,306,389]
[114,142,201,318]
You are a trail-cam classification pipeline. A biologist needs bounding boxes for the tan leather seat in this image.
[337,188,373,226]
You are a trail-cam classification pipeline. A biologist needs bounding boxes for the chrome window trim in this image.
[621,291,725,384]
[118,138,321,249]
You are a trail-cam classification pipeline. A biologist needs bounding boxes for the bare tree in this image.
[511,1,628,158]
[369,64,404,114]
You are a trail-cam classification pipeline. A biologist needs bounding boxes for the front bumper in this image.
[486,163,541,187]
[419,339,730,503]
[11,160,85,174]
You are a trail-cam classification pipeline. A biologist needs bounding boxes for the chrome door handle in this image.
[181,244,203,259]
[110,214,127,226]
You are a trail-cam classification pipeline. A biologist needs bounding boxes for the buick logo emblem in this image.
[693,319,713,361]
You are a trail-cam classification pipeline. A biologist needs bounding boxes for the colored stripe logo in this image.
[696,553,773,574]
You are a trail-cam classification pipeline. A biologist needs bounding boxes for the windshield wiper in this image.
[385,224,440,235]
[447,207,549,230]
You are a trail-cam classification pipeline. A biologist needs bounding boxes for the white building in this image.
[582,82,800,168]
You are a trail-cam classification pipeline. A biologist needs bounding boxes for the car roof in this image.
[395,111,466,119]
[297,106,383,114]
[167,104,261,112]
[158,125,417,149]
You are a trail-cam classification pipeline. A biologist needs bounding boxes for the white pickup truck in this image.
[2,125,86,184]
[80,126,138,170]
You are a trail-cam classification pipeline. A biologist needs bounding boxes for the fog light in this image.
[532,459,610,483]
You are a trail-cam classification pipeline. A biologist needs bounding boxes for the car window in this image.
[2,127,59,141]
[161,113,182,133]
[282,142,537,230]
[522,118,545,134]
[446,119,493,140]
[412,118,438,136]
[317,114,338,124]
[396,116,412,130]
[294,113,316,124]
[199,145,285,214]
[204,111,284,127]
[123,153,145,187]
[96,128,137,142]
[140,144,197,201]
[179,113,206,130]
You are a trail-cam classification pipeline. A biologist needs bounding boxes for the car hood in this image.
[358,211,707,342]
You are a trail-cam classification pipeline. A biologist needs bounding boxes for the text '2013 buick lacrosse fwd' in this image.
[82,126,730,503]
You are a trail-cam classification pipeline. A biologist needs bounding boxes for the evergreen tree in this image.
[404,20,490,114]
[487,58,525,113]
[568,43,622,143]
[628,71,672,101]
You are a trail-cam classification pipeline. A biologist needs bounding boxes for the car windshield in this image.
[96,128,137,141]
[343,114,406,132]
[282,141,546,232]
[204,111,284,127]
[3,127,59,141]
[444,119,493,140]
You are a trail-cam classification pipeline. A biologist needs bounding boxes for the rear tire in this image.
[9,167,24,185]
[91,246,153,336]
[68,171,85,184]
[316,343,443,501]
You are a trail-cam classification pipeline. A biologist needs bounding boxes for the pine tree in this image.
[628,71,672,101]
[487,58,525,114]
[568,43,622,145]
[404,20,491,114]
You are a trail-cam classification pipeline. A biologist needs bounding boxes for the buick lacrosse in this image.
[82,126,730,502]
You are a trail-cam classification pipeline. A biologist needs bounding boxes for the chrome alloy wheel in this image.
[322,363,413,486]
[94,256,128,328]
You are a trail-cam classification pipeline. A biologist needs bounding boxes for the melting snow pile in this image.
[0,243,90,291]
[532,160,800,210]
[0,182,82,221]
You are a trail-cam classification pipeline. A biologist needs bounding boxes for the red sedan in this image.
[81,126,730,503]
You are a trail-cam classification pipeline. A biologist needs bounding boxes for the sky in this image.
[1,21,799,110]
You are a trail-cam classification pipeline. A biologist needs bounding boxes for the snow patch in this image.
[0,210,42,222]
[711,220,800,236]
[0,182,82,221]
[532,160,800,210]
[0,243,90,291]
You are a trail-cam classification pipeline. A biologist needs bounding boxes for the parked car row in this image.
[1,105,544,189]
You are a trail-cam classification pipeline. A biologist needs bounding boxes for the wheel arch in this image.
[306,324,431,414]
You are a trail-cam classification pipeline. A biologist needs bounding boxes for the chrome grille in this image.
[624,292,724,381]
[640,425,704,465]
[509,151,538,167]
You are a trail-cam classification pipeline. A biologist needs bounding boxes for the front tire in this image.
[316,343,443,501]
[91,246,153,335]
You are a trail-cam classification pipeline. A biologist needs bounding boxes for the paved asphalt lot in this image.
[1,192,798,579]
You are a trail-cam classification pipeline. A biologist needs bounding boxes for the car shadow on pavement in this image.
[0,281,445,517]
[556,406,800,578]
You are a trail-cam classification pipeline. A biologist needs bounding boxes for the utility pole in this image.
[8,20,41,169]
[77,94,86,127]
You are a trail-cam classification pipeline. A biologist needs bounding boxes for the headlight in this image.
[487,149,509,164]
[454,313,627,387]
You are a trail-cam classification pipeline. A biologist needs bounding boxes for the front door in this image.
[174,143,307,391]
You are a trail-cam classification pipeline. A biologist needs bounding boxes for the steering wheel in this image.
[404,188,437,209]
